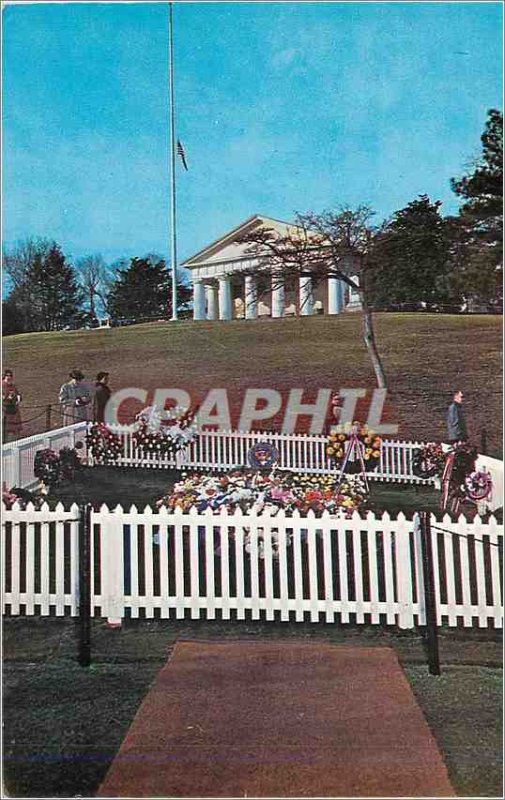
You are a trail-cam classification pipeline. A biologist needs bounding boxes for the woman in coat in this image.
[2,369,22,442]
[59,370,91,426]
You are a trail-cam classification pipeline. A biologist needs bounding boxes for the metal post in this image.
[78,503,92,667]
[45,404,52,431]
[480,427,487,455]
[419,511,441,676]
[168,2,178,321]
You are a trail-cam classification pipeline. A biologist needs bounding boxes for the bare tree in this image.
[76,254,108,319]
[3,237,53,331]
[238,207,388,388]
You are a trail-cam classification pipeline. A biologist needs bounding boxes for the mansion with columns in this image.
[182,215,361,321]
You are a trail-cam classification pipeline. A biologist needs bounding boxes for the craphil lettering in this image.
[104,387,398,435]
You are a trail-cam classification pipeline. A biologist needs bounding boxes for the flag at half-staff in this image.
[177,139,188,171]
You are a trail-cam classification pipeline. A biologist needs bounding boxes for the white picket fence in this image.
[2,422,88,490]
[104,426,435,484]
[2,503,502,629]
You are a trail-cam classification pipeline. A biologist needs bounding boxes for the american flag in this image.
[177,139,188,171]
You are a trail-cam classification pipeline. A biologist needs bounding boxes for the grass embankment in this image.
[4,313,502,455]
[3,618,502,798]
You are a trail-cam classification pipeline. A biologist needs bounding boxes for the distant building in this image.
[182,215,361,321]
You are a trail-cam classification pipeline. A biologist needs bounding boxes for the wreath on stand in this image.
[247,441,279,470]
[326,423,382,475]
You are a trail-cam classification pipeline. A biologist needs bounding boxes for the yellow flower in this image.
[364,454,370,460]
[364,437,371,444]
[327,447,335,456]
[372,450,380,458]
[338,434,346,441]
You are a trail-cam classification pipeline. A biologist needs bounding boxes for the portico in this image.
[182,215,361,321]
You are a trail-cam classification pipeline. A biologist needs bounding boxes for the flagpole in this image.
[168,2,178,321]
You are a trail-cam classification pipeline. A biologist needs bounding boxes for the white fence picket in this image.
[458,518,474,627]
[488,516,503,628]
[2,503,503,629]
[382,516,396,626]
[189,509,201,620]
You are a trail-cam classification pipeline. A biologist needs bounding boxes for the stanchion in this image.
[480,427,488,456]
[78,503,92,667]
[418,511,441,676]
[334,426,370,493]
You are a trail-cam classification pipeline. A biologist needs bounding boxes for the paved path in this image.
[97,640,455,798]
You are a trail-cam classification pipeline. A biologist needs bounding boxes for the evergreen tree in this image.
[107,256,191,321]
[28,244,83,330]
[451,108,503,238]
[368,195,453,308]
[449,109,503,308]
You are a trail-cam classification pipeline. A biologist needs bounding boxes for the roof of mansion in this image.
[181,214,309,269]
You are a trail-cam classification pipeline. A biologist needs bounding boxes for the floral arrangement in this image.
[412,443,445,479]
[86,422,122,464]
[2,483,44,510]
[450,443,478,486]
[133,405,198,457]
[34,448,61,488]
[464,471,492,501]
[326,422,382,473]
[156,468,367,518]
[59,446,83,481]
[33,446,83,490]
[3,389,20,414]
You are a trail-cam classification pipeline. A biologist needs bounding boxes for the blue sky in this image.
[2,1,503,271]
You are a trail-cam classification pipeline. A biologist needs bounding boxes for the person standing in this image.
[446,390,468,444]
[2,369,22,442]
[59,370,91,426]
[93,371,111,423]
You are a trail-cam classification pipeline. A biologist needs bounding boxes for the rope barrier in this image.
[430,523,501,548]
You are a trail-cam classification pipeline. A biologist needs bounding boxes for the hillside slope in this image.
[3,314,502,455]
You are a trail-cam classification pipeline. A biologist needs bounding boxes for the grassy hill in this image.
[3,313,502,456]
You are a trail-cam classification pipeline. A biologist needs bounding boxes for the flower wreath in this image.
[34,448,61,487]
[326,422,382,474]
[132,405,199,457]
[86,422,122,464]
[412,443,445,479]
[247,441,279,470]
[464,471,492,501]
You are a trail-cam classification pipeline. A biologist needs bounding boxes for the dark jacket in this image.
[446,401,468,441]
[93,383,111,423]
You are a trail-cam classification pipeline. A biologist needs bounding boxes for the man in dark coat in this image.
[93,372,111,423]
[446,390,468,443]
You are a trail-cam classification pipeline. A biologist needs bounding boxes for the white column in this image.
[338,279,345,312]
[206,285,218,320]
[244,275,258,319]
[218,276,232,321]
[271,275,285,318]
[193,280,206,321]
[327,276,340,315]
[299,274,313,316]
[347,275,362,309]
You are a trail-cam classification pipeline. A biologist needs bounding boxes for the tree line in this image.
[3,108,502,337]
[2,247,192,335]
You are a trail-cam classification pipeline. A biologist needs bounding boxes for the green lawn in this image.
[2,618,502,798]
[4,313,502,456]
